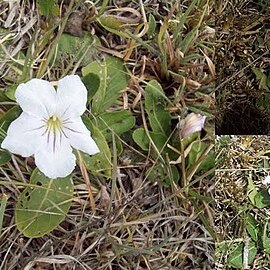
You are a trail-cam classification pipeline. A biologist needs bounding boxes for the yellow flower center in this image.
[47,115,62,133]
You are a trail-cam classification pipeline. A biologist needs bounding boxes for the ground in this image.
[2,1,270,269]
[215,0,270,134]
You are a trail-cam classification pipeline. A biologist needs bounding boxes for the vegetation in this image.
[216,0,270,135]
[7,0,270,269]
[216,136,270,269]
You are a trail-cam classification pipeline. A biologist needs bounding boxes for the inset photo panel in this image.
[215,135,270,269]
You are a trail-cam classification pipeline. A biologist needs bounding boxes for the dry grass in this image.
[0,0,215,269]
[216,136,270,269]
[215,0,270,135]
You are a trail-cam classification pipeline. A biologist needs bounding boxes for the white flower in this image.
[262,175,270,185]
[262,175,270,195]
[179,112,206,138]
[1,75,99,178]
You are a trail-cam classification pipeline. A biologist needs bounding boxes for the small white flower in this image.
[179,112,206,138]
[262,175,270,185]
[1,75,100,178]
[262,175,270,195]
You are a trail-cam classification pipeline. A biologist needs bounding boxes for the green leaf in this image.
[246,213,259,242]
[188,189,214,203]
[81,117,112,178]
[146,163,179,187]
[0,194,8,235]
[99,15,125,30]
[82,55,129,114]
[82,73,100,101]
[263,236,270,254]
[0,149,11,166]
[180,54,202,64]
[144,80,171,135]
[55,33,100,67]
[132,128,168,155]
[150,132,168,153]
[252,67,269,91]
[181,131,200,149]
[0,91,13,102]
[96,110,135,141]
[37,0,59,17]
[115,138,123,155]
[5,84,18,101]
[254,189,270,208]
[15,169,73,238]
[187,141,214,172]
[132,128,149,151]
[199,148,215,171]
[227,243,245,268]
[215,241,229,258]
[179,27,198,55]
[247,177,258,205]
[256,93,270,112]
[147,14,156,38]
[227,241,257,268]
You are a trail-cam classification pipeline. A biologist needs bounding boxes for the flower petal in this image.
[15,79,57,118]
[1,112,45,157]
[56,75,87,118]
[180,113,206,138]
[63,117,100,155]
[35,136,76,179]
[262,175,270,185]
